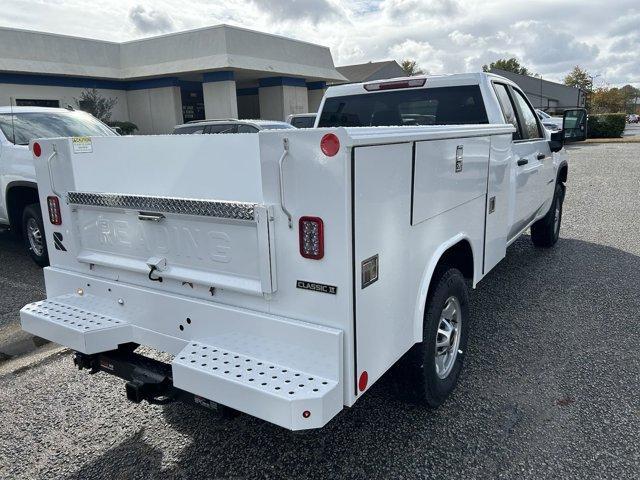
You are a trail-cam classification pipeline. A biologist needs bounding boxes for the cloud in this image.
[388,39,444,74]
[1,0,638,86]
[128,5,175,34]
[448,30,477,47]
[608,11,640,37]
[248,0,343,23]
[380,0,458,19]
[509,21,599,68]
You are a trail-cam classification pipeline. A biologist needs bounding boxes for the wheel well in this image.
[6,184,39,235]
[558,163,568,184]
[435,240,474,281]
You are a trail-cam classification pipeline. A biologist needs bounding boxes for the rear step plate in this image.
[172,342,342,430]
[21,294,131,354]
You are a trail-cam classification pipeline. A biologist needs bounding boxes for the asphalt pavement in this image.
[0,142,638,479]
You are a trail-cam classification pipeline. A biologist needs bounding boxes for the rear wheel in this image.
[397,267,470,407]
[531,182,565,248]
[22,203,49,267]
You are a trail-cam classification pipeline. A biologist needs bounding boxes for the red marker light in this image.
[302,410,311,418]
[33,143,42,157]
[320,133,340,157]
[358,371,368,392]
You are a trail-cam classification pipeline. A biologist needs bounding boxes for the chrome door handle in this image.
[517,159,528,166]
[138,212,165,222]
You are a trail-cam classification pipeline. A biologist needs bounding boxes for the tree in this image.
[74,88,118,122]
[590,87,626,114]
[400,59,424,76]
[620,84,640,114]
[564,66,592,91]
[482,58,532,76]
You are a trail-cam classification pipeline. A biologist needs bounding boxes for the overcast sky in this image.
[1,0,638,86]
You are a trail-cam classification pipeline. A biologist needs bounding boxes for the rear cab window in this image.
[318,85,488,127]
[291,116,316,128]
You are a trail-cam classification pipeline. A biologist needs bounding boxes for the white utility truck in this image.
[20,73,587,430]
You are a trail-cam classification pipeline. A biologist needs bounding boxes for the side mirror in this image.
[549,130,564,152]
[563,108,587,143]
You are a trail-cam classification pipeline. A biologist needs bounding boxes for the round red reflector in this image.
[302,410,311,418]
[358,371,368,392]
[320,133,340,157]
[33,143,42,158]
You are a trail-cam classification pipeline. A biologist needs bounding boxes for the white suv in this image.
[0,106,117,266]
[536,109,563,131]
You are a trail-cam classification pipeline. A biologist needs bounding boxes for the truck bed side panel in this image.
[353,138,488,394]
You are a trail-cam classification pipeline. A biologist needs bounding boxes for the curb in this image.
[584,137,640,144]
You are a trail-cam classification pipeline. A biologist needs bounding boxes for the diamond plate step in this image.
[20,294,131,354]
[172,341,342,430]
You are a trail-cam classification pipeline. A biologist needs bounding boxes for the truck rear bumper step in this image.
[173,341,341,430]
[20,289,343,430]
[21,295,132,354]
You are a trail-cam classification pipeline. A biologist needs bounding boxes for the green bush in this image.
[107,121,138,135]
[587,113,626,138]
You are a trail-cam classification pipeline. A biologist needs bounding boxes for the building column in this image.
[258,77,309,121]
[306,82,326,113]
[126,77,183,135]
[202,71,238,119]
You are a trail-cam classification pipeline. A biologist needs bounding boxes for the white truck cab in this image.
[20,73,587,430]
[0,107,116,265]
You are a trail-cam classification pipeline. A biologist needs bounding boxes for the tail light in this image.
[47,196,62,225]
[299,216,324,259]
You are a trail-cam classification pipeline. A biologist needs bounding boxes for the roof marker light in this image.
[364,78,426,91]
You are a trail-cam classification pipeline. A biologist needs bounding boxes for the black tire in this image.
[396,267,470,408]
[21,203,49,267]
[531,182,565,248]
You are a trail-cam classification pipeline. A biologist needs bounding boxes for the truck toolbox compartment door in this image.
[36,135,278,296]
[69,193,276,296]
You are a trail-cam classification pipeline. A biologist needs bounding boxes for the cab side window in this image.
[493,83,521,140]
[204,124,237,134]
[237,124,259,133]
[511,89,543,140]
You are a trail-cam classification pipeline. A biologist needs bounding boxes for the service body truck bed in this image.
[21,73,586,430]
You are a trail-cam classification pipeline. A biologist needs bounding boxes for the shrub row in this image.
[587,113,626,138]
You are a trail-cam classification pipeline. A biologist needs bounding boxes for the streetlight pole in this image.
[586,74,600,111]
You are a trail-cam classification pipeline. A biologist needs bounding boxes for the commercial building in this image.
[490,68,585,114]
[0,25,346,133]
[335,60,406,84]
